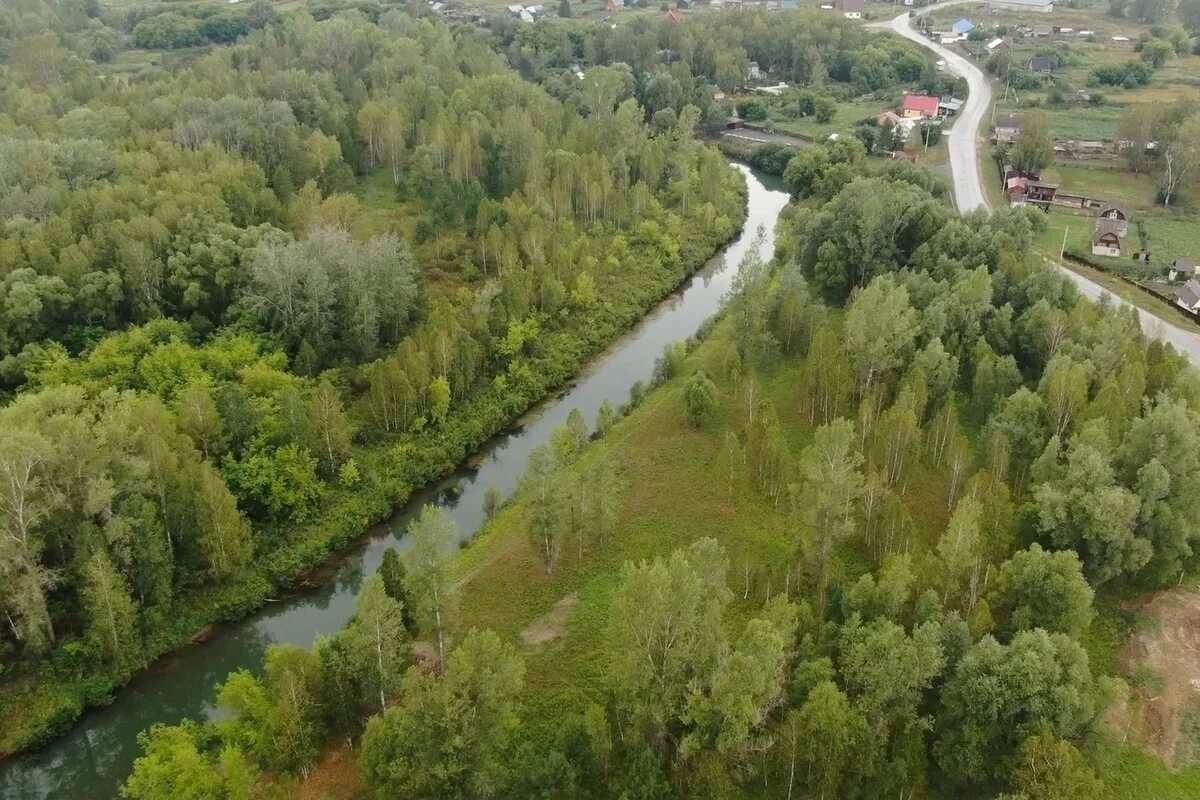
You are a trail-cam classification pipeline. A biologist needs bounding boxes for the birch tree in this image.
[402,505,458,669]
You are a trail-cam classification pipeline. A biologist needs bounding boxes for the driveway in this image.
[870,3,1200,362]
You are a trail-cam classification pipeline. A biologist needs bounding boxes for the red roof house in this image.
[901,94,940,119]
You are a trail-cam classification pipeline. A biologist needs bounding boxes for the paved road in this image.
[870,3,1200,363]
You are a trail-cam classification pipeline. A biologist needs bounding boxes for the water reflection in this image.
[0,164,788,799]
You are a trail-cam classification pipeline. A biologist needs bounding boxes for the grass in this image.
[1041,164,1158,211]
[1095,741,1200,800]
[762,96,894,141]
[1142,216,1200,270]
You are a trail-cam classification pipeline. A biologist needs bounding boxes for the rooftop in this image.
[902,94,940,116]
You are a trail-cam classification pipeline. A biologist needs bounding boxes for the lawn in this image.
[1041,164,1158,212]
[762,95,897,141]
[1142,215,1200,270]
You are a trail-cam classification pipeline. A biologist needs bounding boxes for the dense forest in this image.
[0,0,758,753]
[116,134,1200,798]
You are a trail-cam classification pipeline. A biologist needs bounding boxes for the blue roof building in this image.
[952,18,975,34]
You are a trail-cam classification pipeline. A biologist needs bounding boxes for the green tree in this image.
[81,550,141,672]
[935,630,1094,784]
[305,381,352,478]
[797,419,864,612]
[122,722,222,800]
[606,539,730,748]
[683,370,719,427]
[343,574,409,714]
[219,644,325,777]
[360,629,524,800]
[988,544,1094,639]
[1011,111,1054,174]
[378,546,417,632]
[1008,733,1109,800]
[844,276,919,397]
[402,505,458,668]
[522,444,563,574]
[595,399,616,438]
[787,681,862,800]
[1034,426,1145,585]
[430,375,451,425]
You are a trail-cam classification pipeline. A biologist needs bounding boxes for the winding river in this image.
[0,164,788,799]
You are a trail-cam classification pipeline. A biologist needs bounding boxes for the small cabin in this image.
[1092,218,1123,257]
[1097,202,1129,237]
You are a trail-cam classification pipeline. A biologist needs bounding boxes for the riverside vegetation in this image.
[0,0,749,755]
[116,138,1200,799]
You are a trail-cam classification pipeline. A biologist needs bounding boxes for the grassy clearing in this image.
[763,96,895,141]
[1142,216,1200,269]
[1041,164,1158,211]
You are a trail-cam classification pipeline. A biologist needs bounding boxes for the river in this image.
[0,164,788,799]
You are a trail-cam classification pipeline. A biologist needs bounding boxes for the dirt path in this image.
[520,593,579,646]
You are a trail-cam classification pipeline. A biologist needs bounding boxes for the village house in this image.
[747,61,761,80]
[994,113,1022,144]
[1177,278,1200,313]
[840,0,864,19]
[1028,56,1053,74]
[1092,218,1124,257]
[605,0,625,11]
[902,94,940,120]
[1032,24,1054,37]
[1097,201,1129,237]
[1175,258,1199,276]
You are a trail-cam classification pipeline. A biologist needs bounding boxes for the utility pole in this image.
[1060,225,1069,260]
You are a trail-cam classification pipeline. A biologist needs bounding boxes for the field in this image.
[923,2,1200,142]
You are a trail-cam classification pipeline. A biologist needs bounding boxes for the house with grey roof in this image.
[1177,278,1200,313]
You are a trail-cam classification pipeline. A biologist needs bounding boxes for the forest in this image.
[12,0,1199,798]
[113,132,1200,799]
[0,0,758,754]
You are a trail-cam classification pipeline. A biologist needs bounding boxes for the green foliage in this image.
[359,629,524,799]
[988,544,1094,639]
[683,369,719,427]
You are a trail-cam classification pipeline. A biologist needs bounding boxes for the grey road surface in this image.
[870,3,1200,363]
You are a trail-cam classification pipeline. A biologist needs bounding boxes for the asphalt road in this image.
[871,3,1200,363]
